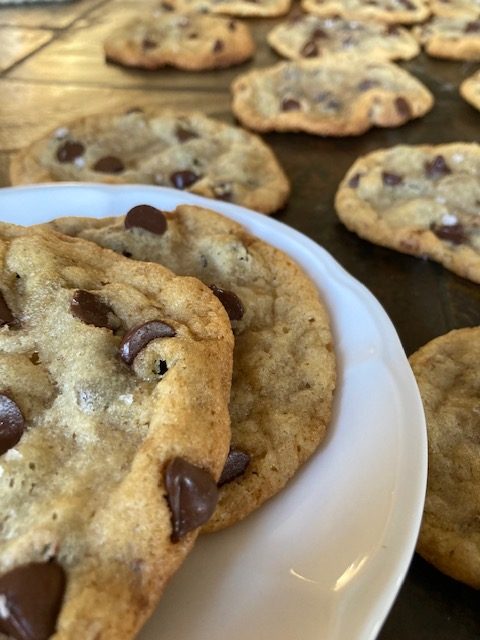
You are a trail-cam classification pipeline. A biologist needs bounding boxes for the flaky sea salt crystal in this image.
[119,394,134,406]
[54,127,69,139]
[0,595,10,620]
[452,153,464,163]
[4,449,22,462]
[74,156,86,168]
[441,213,458,226]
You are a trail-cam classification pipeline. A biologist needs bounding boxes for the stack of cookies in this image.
[0,202,337,637]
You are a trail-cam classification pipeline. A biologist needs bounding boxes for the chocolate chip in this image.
[142,38,157,49]
[0,394,24,456]
[431,222,467,245]
[312,27,328,39]
[394,96,412,119]
[301,40,319,57]
[218,448,250,486]
[209,284,245,321]
[70,290,115,329]
[119,320,176,366]
[93,156,124,174]
[0,560,66,640]
[382,171,403,186]
[160,0,174,10]
[348,172,362,188]
[124,204,167,235]
[56,141,85,163]
[126,106,144,114]
[228,20,237,30]
[386,25,400,35]
[424,155,452,179]
[213,183,233,202]
[357,79,381,91]
[281,98,301,111]
[213,39,224,53]
[398,0,414,8]
[0,291,15,327]
[175,125,199,143]
[155,360,168,376]
[187,32,198,39]
[164,457,218,542]
[170,170,200,190]
[465,20,480,33]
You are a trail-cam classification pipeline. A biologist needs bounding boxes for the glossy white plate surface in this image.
[0,184,427,640]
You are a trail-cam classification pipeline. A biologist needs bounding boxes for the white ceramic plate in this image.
[0,184,427,640]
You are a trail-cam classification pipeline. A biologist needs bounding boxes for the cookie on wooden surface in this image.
[45,203,337,532]
[414,15,480,60]
[0,223,233,638]
[231,58,433,136]
[9,108,289,215]
[335,143,480,283]
[104,12,255,71]
[460,69,480,110]
[409,327,480,589]
[268,15,420,61]
[301,0,430,24]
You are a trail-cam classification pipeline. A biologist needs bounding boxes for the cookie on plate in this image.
[9,108,289,215]
[335,143,480,283]
[268,15,420,61]
[0,223,233,638]
[301,0,430,24]
[460,69,480,110]
[231,58,433,136]
[430,0,480,18]
[45,203,337,532]
[104,13,255,71]
[414,16,480,60]
[410,328,480,589]
[171,0,292,17]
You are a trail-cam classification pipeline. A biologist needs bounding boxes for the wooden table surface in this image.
[0,0,479,638]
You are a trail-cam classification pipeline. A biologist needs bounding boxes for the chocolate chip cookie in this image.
[268,15,420,61]
[231,58,433,136]
[104,12,255,71]
[171,0,292,17]
[9,108,290,215]
[45,203,337,532]
[430,0,480,18]
[409,327,480,589]
[414,15,480,60]
[0,223,233,638]
[460,69,480,110]
[301,0,430,24]
[335,143,480,283]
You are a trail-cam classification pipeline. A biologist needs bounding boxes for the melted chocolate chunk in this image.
[218,448,250,486]
[0,560,66,640]
[0,291,15,327]
[465,20,480,33]
[209,285,245,321]
[382,171,403,186]
[161,0,174,10]
[155,359,168,376]
[56,141,85,164]
[312,27,328,39]
[175,125,199,143]
[119,320,176,365]
[170,170,200,190]
[124,204,167,235]
[70,290,115,329]
[386,25,400,35]
[358,79,381,91]
[164,457,218,542]
[142,38,157,49]
[281,98,301,111]
[213,39,224,53]
[431,222,467,245]
[394,96,412,119]
[228,20,237,31]
[0,394,24,456]
[93,156,125,174]
[348,172,362,188]
[301,40,319,57]
[424,155,451,179]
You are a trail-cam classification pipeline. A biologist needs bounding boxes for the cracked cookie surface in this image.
[45,204,336,532]
[231,58,433,136]
[335,143,480,283]
[409,327,480,589]
[9,108,289,215]
[0,223,233,639]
